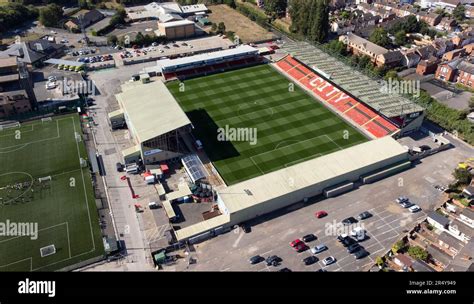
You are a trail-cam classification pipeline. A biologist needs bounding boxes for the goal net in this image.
[38,176,52,183]
[0,121,20,131]
[41,117,53,123]
[40,245,56,257]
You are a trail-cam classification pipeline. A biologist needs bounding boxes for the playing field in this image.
[0,114,104,271]
[168,64,368,185]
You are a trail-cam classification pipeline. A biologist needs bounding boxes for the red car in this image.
[315,211,328,218]
[294,243,308,253]
[290,239,303,247]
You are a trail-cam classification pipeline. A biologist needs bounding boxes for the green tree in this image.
[453,5,465,22]
[264,0,287,18]
[217,22,226,34]
[384,69,400,81]
[39,4,63,27]
[107,34,118,45]
[211,23,217,32]
[392,240,405,254]
[134,32,144,46]
[453,168,472,185]
[469,96,474,111]
[407,246,429,261]
[394,30,407,46]
[369,28,390,48]
[110,8,126,27]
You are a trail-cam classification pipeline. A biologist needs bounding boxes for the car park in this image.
[303,256,318,265]
[357,211,372,220]
[249,255,264,265]
[322,256,336,266]
[408,204,421,213]
[302,234,316,242]
[315,210,328,218]
[310,244,327,254]
[342,217,358,225]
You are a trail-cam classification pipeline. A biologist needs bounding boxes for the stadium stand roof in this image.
[218,136,407,215]
[115,80,191,143]
[281,41,424,118]
[154,45,257,73]
[182,154,207,183]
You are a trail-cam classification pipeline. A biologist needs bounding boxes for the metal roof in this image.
[182,154,207,183]
[44,58,84,67]
[175,214,230,241]
[115,80,191,143]
[428,211,451,227]
[160,19,194,28]
[281,41,424,118]
[218,137,408,215]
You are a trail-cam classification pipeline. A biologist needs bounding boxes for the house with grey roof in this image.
[427,211,450,230]
[0,39,65,66]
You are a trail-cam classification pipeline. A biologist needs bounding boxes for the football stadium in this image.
[0,115,104,271]
[115,43,422,243]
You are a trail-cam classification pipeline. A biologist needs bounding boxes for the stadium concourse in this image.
[275,55,399,139]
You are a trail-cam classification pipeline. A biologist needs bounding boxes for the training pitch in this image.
[0,114,103,271]
[168,64,368,185]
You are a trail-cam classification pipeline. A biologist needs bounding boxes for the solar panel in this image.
[181,154,207,183]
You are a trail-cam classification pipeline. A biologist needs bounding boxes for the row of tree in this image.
[288,0,329,43]
[0,3,38,33]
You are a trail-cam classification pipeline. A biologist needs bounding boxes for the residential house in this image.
[456,60,474,88]
[428,245,452,269]
[463,43,474,55]
[426,211,450,230]
[65,9,105,30]
[393,254,414,271]
[416,57,440,75]
[435,0,461,13]
[452,31,474,48]
[442,48,466,61]
[411,259,436,272]
[416,11,442,26]
[432,38,455,57]
[465,5,474,18]
[435,59,460,81]
[416,45,437,60]
[458,207,474,228]
[401,51,421,68]
[462,185,474,199]
[436,17,457,32]
[448,219,472,242]
[437,231,464,256]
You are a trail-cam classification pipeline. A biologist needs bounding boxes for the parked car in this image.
[342,237,357,247]
[408,204,421,213]
[294,243,308,253]
[400,201,414,208]
[353,248,369,259]
[290,239,303,247]
[342,217,358,226]
[266,255,281,266]
[396,196,409,203]
[322,256,336,266]
[303,256,318,265]
[358,211,372,220]
[347,243,361,254]
[278,267,292,272]
[302,234,317,242]
[350,227,365,238]
[419,145,431,151]
[310,244,327,254]
[241,223,251,233]
[337,233,348,242]
[249,255,264,265]
[116,162,123,172]
[315,210,328,218]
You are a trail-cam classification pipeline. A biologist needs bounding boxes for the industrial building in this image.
[156,20,196,40]
[174,136,410,243]
[114,78,192,165]
[125,2,208,22]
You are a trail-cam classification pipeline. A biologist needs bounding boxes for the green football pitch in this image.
[168,64,368,185]
[0,114,103,271]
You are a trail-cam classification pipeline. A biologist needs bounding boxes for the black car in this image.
[241,224,251,233]
[303,256,318,265]
[353,248,369,259]
[342,237,357,247]
[302,234,317,242]
[316,269,327,272]
[342,217,358,226]
[347,243,361,254]
[266,255,281,266]
[116,162,123,172]
[358,211,372,220]
[278,267,292,272]
[249,255,264,265]
[419,145,431,151]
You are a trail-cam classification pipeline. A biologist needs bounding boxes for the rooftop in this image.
[115,79,191,143]
[427,211,451,227]
[218,137,407,215]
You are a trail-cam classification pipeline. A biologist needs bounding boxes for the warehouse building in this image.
[174,136,410,243]
[156,20,196,40]
[114,78,192,165]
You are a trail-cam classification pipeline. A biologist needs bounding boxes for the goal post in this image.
[38,176,52,183]
[41,117,53,123]
[0,121,20,131]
